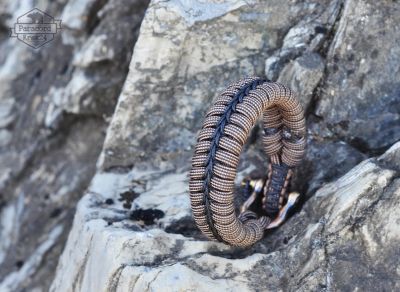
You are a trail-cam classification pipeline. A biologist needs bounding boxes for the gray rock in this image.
[0,99,15,128]
[265,0,342,81]
[1,0,400,290]
[51,142,400,291]
[60,0,102,44]
[98,0,340,170]
[0,0,149,290]
[278,52,325,110]
[50,0,400,290]
[292,138,367,197]
[315,0,400,151]
[0,129,11,147]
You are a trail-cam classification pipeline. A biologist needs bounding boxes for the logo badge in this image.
[10,8,61,49]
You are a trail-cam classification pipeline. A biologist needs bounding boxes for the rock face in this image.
[50,142,400,291]
[316,1,400,151]
[98,0,343,170]
[0,0,149,290]
[1,0,399,291]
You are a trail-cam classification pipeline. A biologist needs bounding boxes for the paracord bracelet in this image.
[189,76,306,247]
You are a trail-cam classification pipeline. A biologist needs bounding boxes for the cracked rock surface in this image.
[1,0,399,291]
[51,143,400,291]
[0,0,149,290]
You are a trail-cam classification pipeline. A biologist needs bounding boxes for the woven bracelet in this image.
[189,76,306,247]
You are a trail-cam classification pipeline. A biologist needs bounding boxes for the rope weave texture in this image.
[189,77,306,247]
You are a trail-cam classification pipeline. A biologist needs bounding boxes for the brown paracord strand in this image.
[189,77,306,247]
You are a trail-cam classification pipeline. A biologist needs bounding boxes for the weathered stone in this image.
[315,0,400,151]
[50,0,400,289]
[61,0,103,42]
[0,129,11,147]
[98,0,339,170]
[0,99,15,128]
[1,0,400,290]
[278,52,325,110]
[51,142,400,291]
[265,0,342,81]
[0,0,149,290]
[0,226,64,292]
[292,138,367,196]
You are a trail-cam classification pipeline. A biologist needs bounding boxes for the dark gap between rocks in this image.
[49,208,63,218]
[165,216,206,240]
[206,244,262,259]
[86,0,108,35]
[347,136,390,157]
[308,2,345,118]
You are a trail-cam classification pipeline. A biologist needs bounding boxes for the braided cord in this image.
[203,78,266,242]
[189,76,306,247]
[263,163,290,217]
